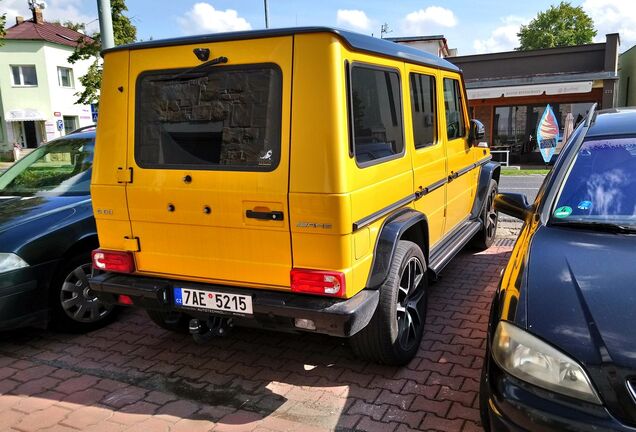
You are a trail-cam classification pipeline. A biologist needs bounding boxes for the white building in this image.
[0,6,95,159]
[386,35,457,58]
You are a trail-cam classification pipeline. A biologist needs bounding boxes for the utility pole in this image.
[97,0,115,49]
[264,0,269,29]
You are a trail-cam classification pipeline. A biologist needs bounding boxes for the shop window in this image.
[493,102,594,155]
[63,116,78,135]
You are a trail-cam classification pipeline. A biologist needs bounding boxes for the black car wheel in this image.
[351,240,428,365]
[479,353,492,431]
[51,254,117,332]
[472,179,498,250]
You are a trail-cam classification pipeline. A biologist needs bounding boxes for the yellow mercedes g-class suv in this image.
[89,27,499,365]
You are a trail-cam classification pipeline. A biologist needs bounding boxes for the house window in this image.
[58,67,74,88]
[11,65,38,86]
[63,116,78,135]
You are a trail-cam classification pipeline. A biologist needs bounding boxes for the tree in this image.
[68,0,136,105]
[517,2,596,50]
[0,1,6,46]
[54,20,86,33]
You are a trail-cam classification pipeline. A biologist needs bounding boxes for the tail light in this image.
[291,269,345,297]
[92,249,135,273]
[117,294,134,305]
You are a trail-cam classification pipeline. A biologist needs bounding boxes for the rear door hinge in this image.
[123,236,140,252]
[117,167,133,183]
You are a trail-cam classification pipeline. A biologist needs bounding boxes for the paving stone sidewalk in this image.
[0,244,512,432]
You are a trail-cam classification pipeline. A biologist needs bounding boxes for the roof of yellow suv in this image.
[102,26,460,73]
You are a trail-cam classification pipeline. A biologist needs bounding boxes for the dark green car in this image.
[0,130,117,332]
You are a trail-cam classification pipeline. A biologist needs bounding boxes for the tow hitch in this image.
[189,317,233,343]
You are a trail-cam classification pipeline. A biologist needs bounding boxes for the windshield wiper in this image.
[551,220,636,234]
[156,56,228,81]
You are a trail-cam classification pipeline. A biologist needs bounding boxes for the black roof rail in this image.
[69,124,96,134]
[101,27,460,73]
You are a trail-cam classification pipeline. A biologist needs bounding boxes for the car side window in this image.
[350,65,404,165]
[409,73,436,149]
[443,78,466,140]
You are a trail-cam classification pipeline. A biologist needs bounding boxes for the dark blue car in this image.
[481,107,636,431]
[0,130,116,332]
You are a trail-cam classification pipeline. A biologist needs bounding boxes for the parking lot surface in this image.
[0,243,512,432]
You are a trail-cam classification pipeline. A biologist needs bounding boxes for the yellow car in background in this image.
[89,27,499,365]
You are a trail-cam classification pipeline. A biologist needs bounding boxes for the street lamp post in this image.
[97,0,115,49]
[264,0,269,29]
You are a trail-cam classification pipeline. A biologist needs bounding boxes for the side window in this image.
[350,65,404,165]
[443,78,466,140]
[409,73,436,149]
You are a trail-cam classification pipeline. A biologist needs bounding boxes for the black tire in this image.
[350,240,428,365]
[49,253,118,333]
[472,179,498,251]
[146,309,191,334]
[479,354,491,432]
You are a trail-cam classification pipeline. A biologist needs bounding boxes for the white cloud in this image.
[177,3,252,35]
[3,0,98,33]
[402,6,457,35]
[583,0,636,47]
[473,16,529,54]
[336,9,371,31]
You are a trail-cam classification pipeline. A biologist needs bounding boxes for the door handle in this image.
[246,210,284,221]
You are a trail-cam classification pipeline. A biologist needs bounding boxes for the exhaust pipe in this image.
[189,317,233,344]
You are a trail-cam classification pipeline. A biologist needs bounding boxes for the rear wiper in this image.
[156,56,228,81]
[551,220,636,234]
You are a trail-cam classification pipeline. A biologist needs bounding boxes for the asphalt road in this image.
[497,174,546,232]
[499,174,545,203]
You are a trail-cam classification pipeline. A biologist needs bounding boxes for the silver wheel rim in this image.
[396,256,426,351]
[60,263,114,323]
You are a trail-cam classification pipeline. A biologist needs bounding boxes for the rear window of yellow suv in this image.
[135,64,283,171]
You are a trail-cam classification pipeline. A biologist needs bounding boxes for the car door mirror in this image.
[469,119,485,146]
[494,193,532,220]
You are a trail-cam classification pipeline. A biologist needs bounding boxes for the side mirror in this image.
[469,119,485,146]
[494,193,532,220]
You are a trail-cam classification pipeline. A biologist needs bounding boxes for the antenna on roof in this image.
[27,0,47,10]
[380,23,392,39]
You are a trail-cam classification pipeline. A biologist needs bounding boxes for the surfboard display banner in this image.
[537,104,560,164]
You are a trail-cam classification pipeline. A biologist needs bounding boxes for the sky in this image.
[2,0,635,55]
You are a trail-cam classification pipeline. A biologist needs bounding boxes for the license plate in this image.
[173,288,253,314]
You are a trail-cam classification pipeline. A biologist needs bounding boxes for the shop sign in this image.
[537,104,559,164]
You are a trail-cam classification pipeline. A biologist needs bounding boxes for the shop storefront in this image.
[450,34,619,165]
[6,109,46,149]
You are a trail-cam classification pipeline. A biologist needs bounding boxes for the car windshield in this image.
[0,137,94,197]
[552,136,636,227]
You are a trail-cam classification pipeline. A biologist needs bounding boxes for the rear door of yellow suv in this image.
[124,36,293,289]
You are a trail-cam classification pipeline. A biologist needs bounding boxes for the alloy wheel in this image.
[396,256,426,351]
[485,187,498,240]
[60,263,114,323]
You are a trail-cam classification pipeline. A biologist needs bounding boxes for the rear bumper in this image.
[89,272,379,337]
